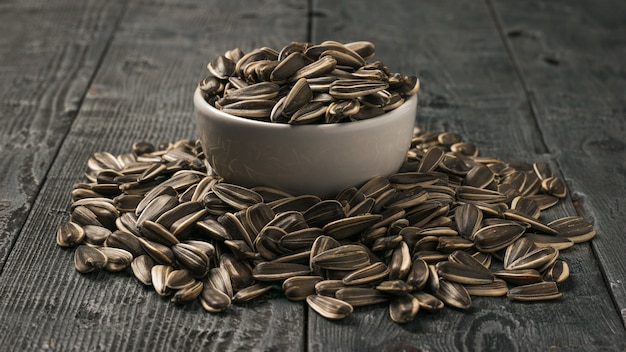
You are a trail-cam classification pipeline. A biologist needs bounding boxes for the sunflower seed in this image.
[335,287,388,307]
[74,245,107,273]
[270,52,309,82]
[131,255,154,286]
[344,41,375,60]
[329,79,388,99]
[207,267,234,298]
[371,234,403,252]
[270,195,320,213]
[325,99,360,123]
[388,241,412,280]
[474,222,526,252]
[504,247,559,271]
[200,285,232,313]
[503,210,559,235]
[221,99,276,120]
[219,212,254,249]
[436,261,494,285]
[155,201,204,231]
[57,222,85,248]
[283,276,323,301]
[265,210,309,233]
[252,262,311,281]
[166,269,195,290]
[541,176,567,198]
[99,247,133,272]
[82,225,112,246]
[141,220,179,246]
[207,55,235,79]
[196,218,231,241]
[311,244,371,271]
[322,214,382,240]
[464,164,495,189]
[436,236,475,253]
[412,291,444,312]
[464,278,508,297]
[376,280,412,295]
[139,237,175,266]
[276,228,322,253]
[171,280,204,304]
[417,147,445,173]
[212,183,263,210]
[281,78,313,117]
[291,55,337,81]
[306,294,353,320]
[219,253,254,291]
[523,233,574,250]
[548,216,596,243]
[493,269,543,286]
[389,294,420,324]
[435,279,471,309]
[255,226,287,260]
[503,237,537,268]
[232,283,273,303]
[151,265,174,296]
[136,194,179,228]
[171,242,211,278]
[526,194,559,211]
[510,196,541,219]
[543,260,570,283]
[507,282,562,301]
[300,200,345,228]
[342,262,389,286]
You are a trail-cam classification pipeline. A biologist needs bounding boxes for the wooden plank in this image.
[0,0,125,269]
[0,0,309,350]
[309,0,626,350]
[490,0,626,327]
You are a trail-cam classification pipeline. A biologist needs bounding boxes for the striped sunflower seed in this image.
[306,295,353,320]
[434,279,471,310]
[335,287,388,307]
[131,255,154,286]
[56,222,85,248]
[389,294,420,324]
[283,276,324,301]
[507,282,562,301]
[74,245,107,274]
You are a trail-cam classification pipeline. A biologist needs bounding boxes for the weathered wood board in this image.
[491,0,626,327]
[309,0,626,350]
[0,0,309,351]
[0,0,125,269]
[0,0,624,351]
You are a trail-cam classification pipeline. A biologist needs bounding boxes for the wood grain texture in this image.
[0,0,309,351]
[490,0,626,327]
[310,0,626,350]
[1,0,625,351]
[0,0,125,270]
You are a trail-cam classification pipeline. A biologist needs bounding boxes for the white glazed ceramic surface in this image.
[194,88,417,198]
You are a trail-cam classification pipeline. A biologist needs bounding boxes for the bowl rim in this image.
[194,87,418,131]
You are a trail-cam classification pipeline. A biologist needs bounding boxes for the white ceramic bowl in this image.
[194,88,417,198]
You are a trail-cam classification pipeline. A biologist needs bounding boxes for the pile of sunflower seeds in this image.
[198,41,419,124]
[57,129,595,324]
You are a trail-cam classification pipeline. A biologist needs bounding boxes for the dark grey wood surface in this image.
[0,0,624,351]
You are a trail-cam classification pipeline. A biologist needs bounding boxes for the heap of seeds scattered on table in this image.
[57,130,594,323]
[57,42,595,324]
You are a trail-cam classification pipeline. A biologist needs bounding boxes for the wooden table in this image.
[1,0,624,351]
